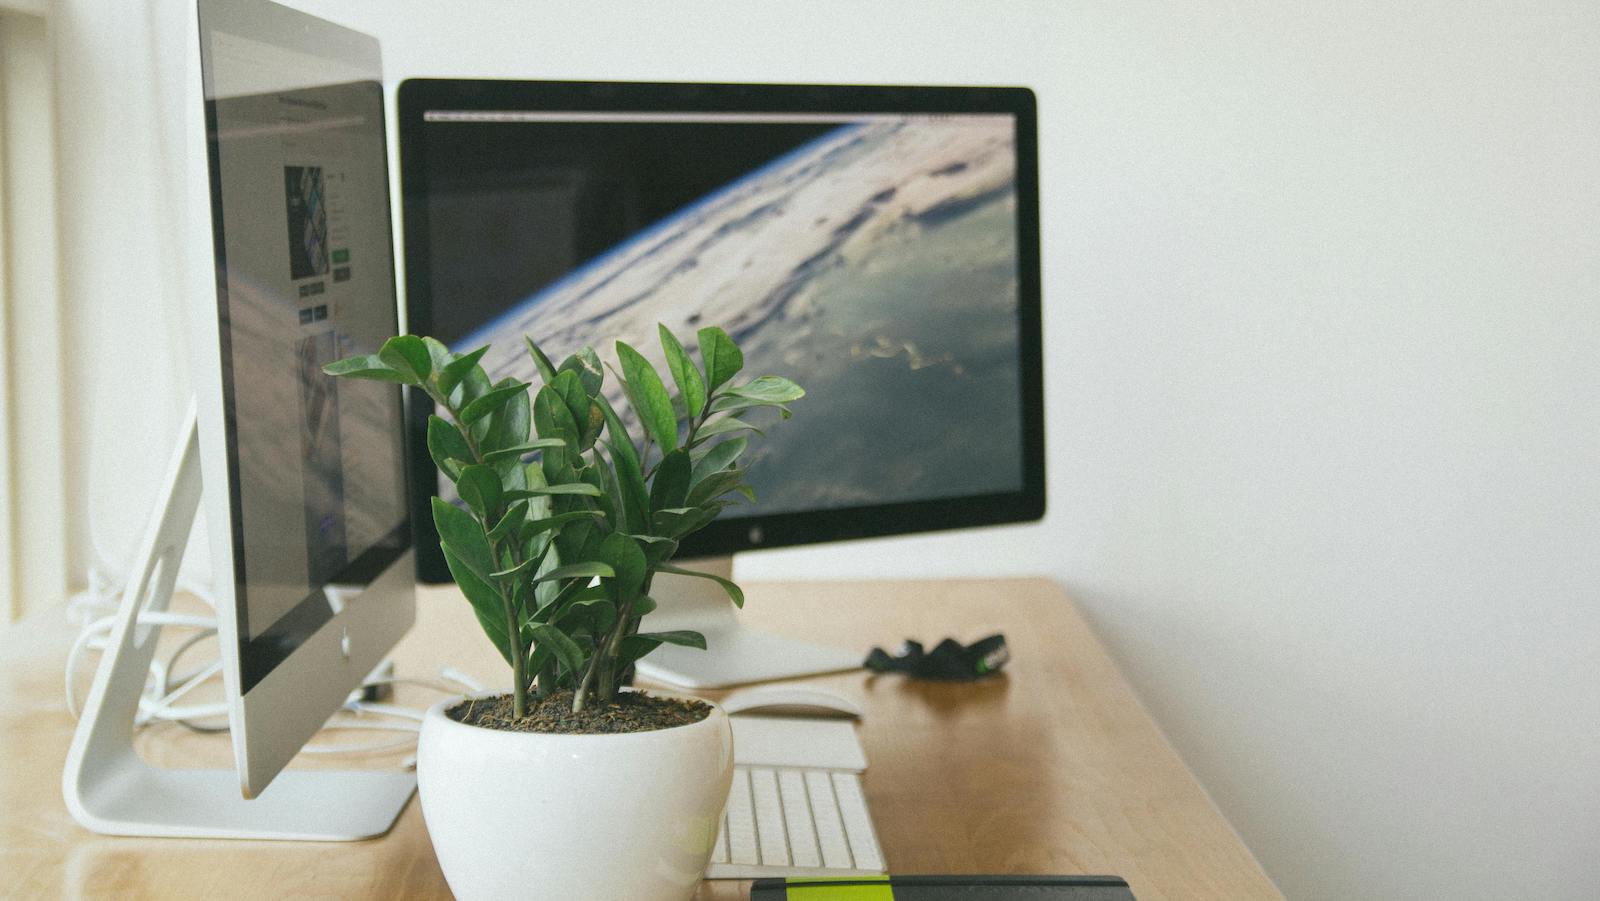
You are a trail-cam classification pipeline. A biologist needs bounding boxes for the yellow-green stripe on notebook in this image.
[781,876,895,900]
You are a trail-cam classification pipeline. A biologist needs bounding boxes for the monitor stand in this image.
[62,402,415,841]
[633,556,863,689]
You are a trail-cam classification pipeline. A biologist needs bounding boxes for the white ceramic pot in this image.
[416,691,734,901]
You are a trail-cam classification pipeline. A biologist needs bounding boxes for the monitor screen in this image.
[399,81,1043,580]
[200,2,409,691]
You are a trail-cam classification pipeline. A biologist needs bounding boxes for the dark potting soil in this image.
[446,689,710,735]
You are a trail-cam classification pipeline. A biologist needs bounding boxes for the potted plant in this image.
[324,324,803,901]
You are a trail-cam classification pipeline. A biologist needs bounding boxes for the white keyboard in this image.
[705,765,886,880]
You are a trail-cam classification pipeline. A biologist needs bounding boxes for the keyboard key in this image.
[805,770,853,868]
[779,769,821,867]
[726,769,758,865]
[750,768,790,866]
[832,773,884,871]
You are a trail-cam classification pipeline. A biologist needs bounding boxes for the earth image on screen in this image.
[461,115,1025,517]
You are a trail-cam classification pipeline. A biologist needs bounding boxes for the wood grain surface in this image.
[0,578,1280,900]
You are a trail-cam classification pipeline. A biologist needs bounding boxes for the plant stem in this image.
[681,403,716,452]
[535,656,556,700]
[572,652,600,713]
[593,605,633,705]
[502,591,526,718]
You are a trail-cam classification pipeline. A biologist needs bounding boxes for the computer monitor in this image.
[396,80,1043,686]
[63,0,415,840]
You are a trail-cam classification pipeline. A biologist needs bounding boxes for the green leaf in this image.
[708,395,793,418]
[596,395,649,533]
[518,509,604,544]
[436,345,488,397]
[659,325,707,419]
[577,400,605,452]
[587,457,621,527]
[618,635,664,667]
[460,383,529,424]
[550,364,604,451]
[692,416,765,444]
[687,467,747,507]
[456,464,502,519]
[632,534,679,566]
[483,438,567,462]
[651,448,692,512]
[491,553,543,580]
[427,415,474,482]
[594,532,647,603]
[548,584,610,615]
[550,370,589,429]
[442,545,512,666]
[721,375,804,404]
[616,341,679,453]
[650,505,720,540]
[321,354,409,383]
[604,442,651,535]
[530,530,563,610]
[549,370,603,452]
[377,335,433,384]
[635,630,707,650]
[657,562,746,608]
[698,326,743,393]
[452,366,495,442]
[523,458,553,520]
[558,596,616,635]
[525,336,559,385]
[527,623,585,676]
[690,437,746,488]
[633,595,658,617]
[533,384,580,455]
[422,336,454,373]
[487,499,529,542]
[558,347,605,398]
[431,497,494,579]
[482,380,531,459]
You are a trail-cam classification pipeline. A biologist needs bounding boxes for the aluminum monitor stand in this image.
[62,403,414,840]
[634,557,862,689]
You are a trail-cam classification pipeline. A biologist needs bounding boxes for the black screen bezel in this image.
[397,78,1044,583]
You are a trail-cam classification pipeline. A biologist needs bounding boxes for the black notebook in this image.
[750,875,1136,900]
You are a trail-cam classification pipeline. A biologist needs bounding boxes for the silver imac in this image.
[62,0,416,840]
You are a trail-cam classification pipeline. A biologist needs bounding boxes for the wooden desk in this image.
[1,579,1280,900]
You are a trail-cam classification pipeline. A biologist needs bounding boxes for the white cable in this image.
[64,566,475,769]
[298,703,425,756]
[361,676,460,696]
[348,701,426,722]
[300,736,419,756]
[440,666,485,694]
[64,612,221,719]
[135,660,225,726]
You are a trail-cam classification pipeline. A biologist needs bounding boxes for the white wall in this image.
[1,6,66,623]
[57,1,1599,898]
[51,0,207,591]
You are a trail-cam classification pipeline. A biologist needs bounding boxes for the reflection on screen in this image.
[207,57,405,645]
[419,112,1025,518]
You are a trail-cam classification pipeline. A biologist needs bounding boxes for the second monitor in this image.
[396,80,1044,684]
